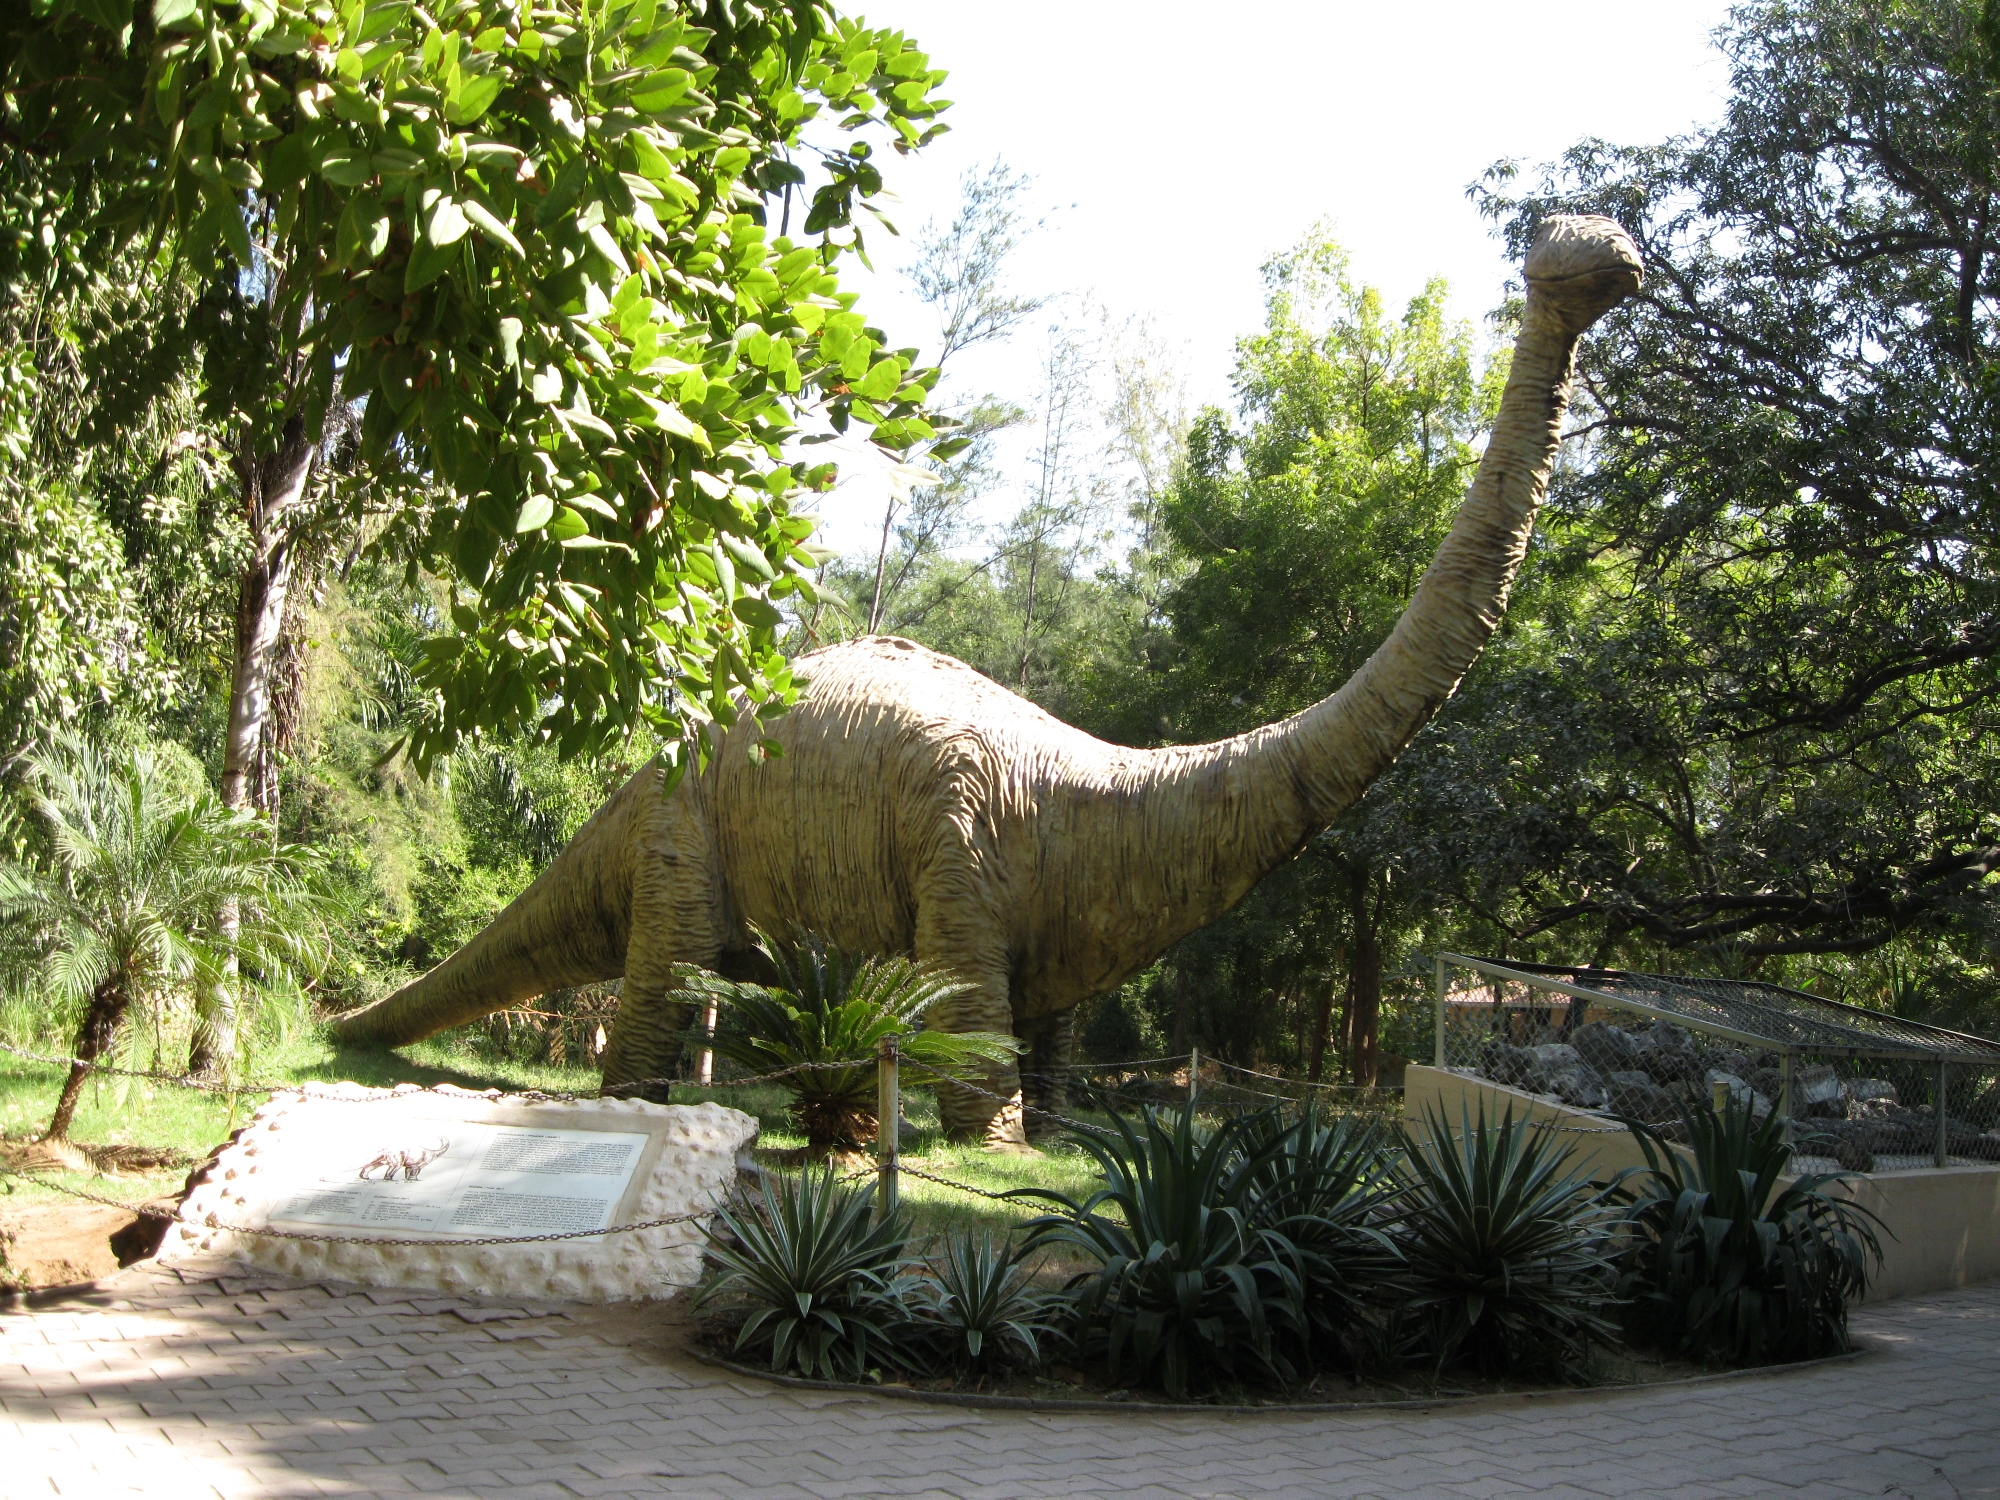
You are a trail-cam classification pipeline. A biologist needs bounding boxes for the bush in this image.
[679,929,1020,1155]
[1396,1105,1620,1381]
[1235,1104,1404,1371]
[914,1232,1067,1374]
[1015,1100,1308,1398]
[697,1169,924,1381]
[1614,1097,1885,1366]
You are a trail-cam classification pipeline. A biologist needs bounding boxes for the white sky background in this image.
[808,0,1737,558]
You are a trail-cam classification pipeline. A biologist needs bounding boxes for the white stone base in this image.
[163,1084,759,1302]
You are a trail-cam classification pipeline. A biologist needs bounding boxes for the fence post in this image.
[1434,954,1447,1069]
[1936,1060,1950,1170]
[697,996,718,1086]
[1778,1050,1794,1145]
[1188,1046,1200,1112]
[876,1033,900,1220]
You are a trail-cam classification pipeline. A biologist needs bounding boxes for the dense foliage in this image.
[1615,1098,1885,1364]
[0,733,331,1135]
[678,929,1019,1153]
[699,1101,1879,1396]
[697,1166,922,1381]
[3,0,948,770]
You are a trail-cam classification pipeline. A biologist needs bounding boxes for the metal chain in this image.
[1205,1057,1394,1093]
[898,1062,1105,1137]
[0,1167,721,1247]
[894,1164,1024,1202]
[0,1038,858,1103]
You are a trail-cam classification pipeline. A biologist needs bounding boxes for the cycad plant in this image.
[697,1168,924,1381]
[0,733,332,1140]
[1396,1106,1620,1380]
[1015,1101,1308,1398]
[1615,1097,1885,1365]
[676,930,1019,1156]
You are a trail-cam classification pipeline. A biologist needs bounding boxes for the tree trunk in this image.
[192,419,316,1076]
[1306,950,1343,1083]
[46,980,131,1141]
[1348,873,1383,1088]
[867,498,896,634]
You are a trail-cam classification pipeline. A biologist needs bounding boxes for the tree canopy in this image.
[3,0,949,768]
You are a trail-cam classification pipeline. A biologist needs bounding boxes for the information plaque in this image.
[271,1122,652,1240]
[166,1085,762,1302]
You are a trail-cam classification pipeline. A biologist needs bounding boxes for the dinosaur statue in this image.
[333,215,1643,1145]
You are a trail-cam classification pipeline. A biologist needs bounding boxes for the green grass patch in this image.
[0,1041,1114,1258]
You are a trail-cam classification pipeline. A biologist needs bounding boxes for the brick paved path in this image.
[4,1258,1998,1499]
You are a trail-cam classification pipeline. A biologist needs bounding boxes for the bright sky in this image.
[811,0,1737,556]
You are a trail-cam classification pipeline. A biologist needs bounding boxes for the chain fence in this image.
[1,1021,1592,1262]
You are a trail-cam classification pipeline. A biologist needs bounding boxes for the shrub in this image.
[1396,1105,1620,1380]
[1015,1101,1307,1398]
[697,1168,924,1381]
[914,1232,1067,1374]
[1235,1105,1404,1370]
[679,929,1020,1155]
[1614,1097,1885,1365]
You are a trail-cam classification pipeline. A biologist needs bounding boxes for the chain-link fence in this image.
[1432,953,2000,1173]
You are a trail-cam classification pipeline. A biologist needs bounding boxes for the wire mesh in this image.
[1434,954,2000,1173]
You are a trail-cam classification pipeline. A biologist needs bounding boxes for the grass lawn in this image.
[0,1039,1112,1250]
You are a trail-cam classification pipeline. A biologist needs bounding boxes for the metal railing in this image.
[1432,953,2000,1173]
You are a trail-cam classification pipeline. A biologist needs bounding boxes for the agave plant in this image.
[915,1232,1068,1374]
[696,1168,925,1381]
[1014,1100,1307,1398]
[1395,1105,1620,1380]
[677,930,1021,1155]
[1234,1105,1403,1369]
[1614,1096,1885,1366]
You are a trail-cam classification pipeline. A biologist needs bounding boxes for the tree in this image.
[1470,0,2000,962]
[859,159,1042,634]
[1132,233,1500,1082]
[2,0,949,778]
[0,733,331,1139]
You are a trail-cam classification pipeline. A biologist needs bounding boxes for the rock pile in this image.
[1470,1020,2000,1172]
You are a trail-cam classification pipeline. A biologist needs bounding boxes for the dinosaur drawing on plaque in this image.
[357,1138,451,1181]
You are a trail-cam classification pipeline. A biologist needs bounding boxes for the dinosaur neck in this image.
[1128,292,1584,924]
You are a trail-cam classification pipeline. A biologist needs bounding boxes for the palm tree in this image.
[676,930,1021,1156]
[0,732,333,1141]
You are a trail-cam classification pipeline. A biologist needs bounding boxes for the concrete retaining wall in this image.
[1404,1064,2000,1302]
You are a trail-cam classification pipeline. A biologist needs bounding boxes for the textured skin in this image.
[332,216,1644,1144]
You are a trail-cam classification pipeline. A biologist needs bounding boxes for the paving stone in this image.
[6,1263,2000,1496]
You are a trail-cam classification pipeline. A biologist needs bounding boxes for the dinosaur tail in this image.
[328,763,657,1048]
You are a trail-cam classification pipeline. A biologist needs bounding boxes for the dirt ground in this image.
[0,1204,141,1290]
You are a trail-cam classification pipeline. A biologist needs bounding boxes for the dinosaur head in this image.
[1524,214,1643,335]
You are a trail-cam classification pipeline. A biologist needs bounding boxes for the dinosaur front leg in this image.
[914,906,1026,1149]
[1017,1009,1075,1144]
